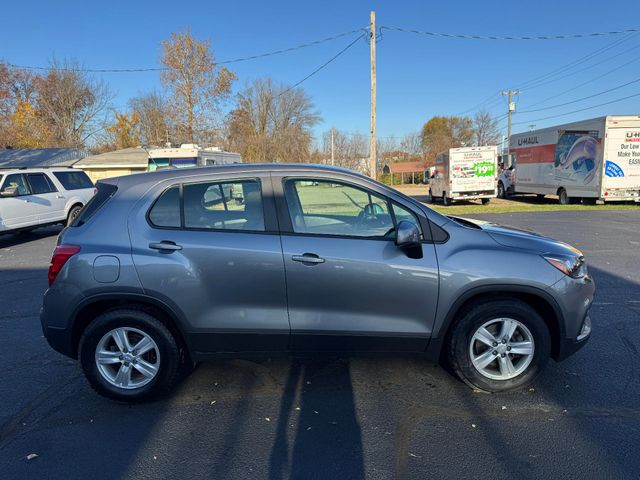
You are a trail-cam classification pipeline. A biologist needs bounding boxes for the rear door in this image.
[274,174,439,352]
[0,174,40,230]
[129,172,290,354]
[603,123,640,193]
[25,172,66,223]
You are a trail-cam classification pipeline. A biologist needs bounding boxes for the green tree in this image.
[420,116,473,161]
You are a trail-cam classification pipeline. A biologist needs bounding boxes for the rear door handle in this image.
[292,253,325,264]
[149,241,183,252]
[56,195,65,199]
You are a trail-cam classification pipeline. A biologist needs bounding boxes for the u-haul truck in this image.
[428,146,498,205]
[504,115,640,204]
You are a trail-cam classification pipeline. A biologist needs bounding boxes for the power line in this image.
[523,54,640,108]
[515,32,638,90]
[512,92,640,125]
[458,31,638,116]
[276,33,365,97]
[380,25,640,41]
[0,28,367,73]
[518,76,640,113]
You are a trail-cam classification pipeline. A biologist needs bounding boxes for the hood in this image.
[448,216,583,256]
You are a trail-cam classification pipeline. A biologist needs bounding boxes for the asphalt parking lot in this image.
[1,210,639,480]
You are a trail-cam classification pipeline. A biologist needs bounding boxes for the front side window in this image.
[285,179,399,238]
[27,173,57,194]
[2,174,30,196]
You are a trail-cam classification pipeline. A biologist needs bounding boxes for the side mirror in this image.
[395,220,423,259]
[0,186,18,197]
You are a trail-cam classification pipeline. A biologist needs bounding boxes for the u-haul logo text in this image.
[625,131,640,142]
[517,136,539,146]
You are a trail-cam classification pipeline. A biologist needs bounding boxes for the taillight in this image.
[48,245,81,286]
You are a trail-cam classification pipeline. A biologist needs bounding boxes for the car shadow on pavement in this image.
[0,226,62,249]
[268,358,364,480]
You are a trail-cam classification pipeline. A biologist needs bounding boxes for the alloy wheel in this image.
[468,318,535,381]
[95,327,161,389]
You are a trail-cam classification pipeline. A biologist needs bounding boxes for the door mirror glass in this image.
[0,186,18,197]
[395,220,420,247]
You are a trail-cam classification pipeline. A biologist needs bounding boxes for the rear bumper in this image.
[40,307,76,358]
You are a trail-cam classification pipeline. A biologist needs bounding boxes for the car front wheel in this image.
[448,299,551,393]
[79,309,182,402]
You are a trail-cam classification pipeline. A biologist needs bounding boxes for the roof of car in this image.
[108,163,369,188]
[0,166,82,174]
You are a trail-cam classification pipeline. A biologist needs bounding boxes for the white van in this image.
[0,168,95,233]
[428,146,498,205]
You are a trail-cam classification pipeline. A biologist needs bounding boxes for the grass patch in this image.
[427,202,640,215]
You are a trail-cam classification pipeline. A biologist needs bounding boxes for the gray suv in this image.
[41,164,594,402]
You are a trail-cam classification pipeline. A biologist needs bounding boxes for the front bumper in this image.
[556,310,592,361]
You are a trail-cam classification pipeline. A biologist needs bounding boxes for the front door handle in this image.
[56,195,65,199]
[292,253,325,264]
[149,241,183,252]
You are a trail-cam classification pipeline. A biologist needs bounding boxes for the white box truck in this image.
[428,146,498,205]
[501,115,640,204]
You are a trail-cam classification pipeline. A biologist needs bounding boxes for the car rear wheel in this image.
[497,181,505,199]
[447,299,551,393]
[481,198,491,205]
[558,188,570,205]
[66,204,83,226]
[442,193,451,206]
[427,189,434,203]
[79,309,182,402]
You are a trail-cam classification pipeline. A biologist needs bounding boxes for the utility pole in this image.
[369,10,377,179]
[331,127,335,166]
[499,90,521,153]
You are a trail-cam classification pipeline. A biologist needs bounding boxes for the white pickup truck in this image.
[0,168,95,234]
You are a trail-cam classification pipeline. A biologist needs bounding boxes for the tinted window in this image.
[27,173,56,194]
[2,174,30,195]
[53,171,93,190]
[285,179,395,237]
[149,186,180,228]
[183,180,264,231]
[72,182,117,226]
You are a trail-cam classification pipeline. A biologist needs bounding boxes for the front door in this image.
[129,174,290,354]
[0,174,40,230]
[276,177,439,352]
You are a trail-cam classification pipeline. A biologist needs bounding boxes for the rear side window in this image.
[148,179,265,232]
[27,173,57,194]
[72,182,116,226]
[53,171,93,190]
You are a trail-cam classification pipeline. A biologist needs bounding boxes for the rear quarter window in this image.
[72,182,117,226]
[53,171,94,190]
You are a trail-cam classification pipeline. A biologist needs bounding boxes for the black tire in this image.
[427,189,434,204]
[66,204,83,226]
[447,299,551,393]
[481,198,491,205]
[79,309,182,402]
[442,193,451,206]
[558,188,570,205]
[497,181,505,199]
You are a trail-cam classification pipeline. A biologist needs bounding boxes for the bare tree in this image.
[227,78,320,163]
[400,131,423,157]
[321,129,368,172]
[161,28,236,144]
[129,91,169,146]
[36,58,112,147]
[473,110,501,146]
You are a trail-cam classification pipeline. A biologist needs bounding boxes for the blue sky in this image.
[2,0,640,143]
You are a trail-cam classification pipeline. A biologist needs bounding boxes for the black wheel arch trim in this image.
[425,283,566,361]
[68,292,192,357]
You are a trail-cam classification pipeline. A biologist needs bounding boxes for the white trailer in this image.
[428,146,498,205]
[503,115,640,204]
[148,144,241,171]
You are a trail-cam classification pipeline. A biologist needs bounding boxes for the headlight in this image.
[543,254,587,278]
